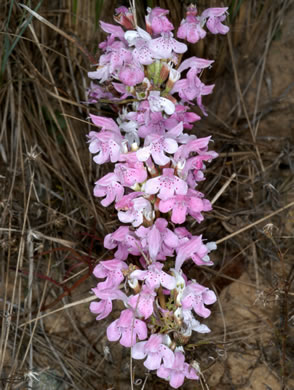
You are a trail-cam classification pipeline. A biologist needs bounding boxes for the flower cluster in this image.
[88,5,228,389]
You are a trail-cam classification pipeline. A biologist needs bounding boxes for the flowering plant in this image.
[88,4,229,388]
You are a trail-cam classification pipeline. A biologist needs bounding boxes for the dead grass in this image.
[0,0,294,389]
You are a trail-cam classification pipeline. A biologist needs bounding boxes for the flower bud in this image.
[121,140,129,154]
[131,142,139,152]
[165,67,181,92]
[147,60,169,87]
[114,6,135,29]
[173,331,191,345]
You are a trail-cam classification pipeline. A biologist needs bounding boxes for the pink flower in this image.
[174,136,212,161]
[202,7,229,35]
[88,130,122,164]
[175,144,218,187]
[130,261,176,291]
[89,46,133,83]
[166,122,194,145]
[145,168,188,200]
[159,189,211,224]
[149,32,187,59]
[136,133,178,166]
[90,287,127,320]
[181,281,217,318]
[119,63,145,86]
[174,227,191,243]
[107,309,147,347]
[124,27,154,65]
[115,191,143,208]
[118,150,140,164]
[93,172,124,207]
[185,4,198,17]
[114,6,135,29]
[179,151,219,179]
[90,114,120,133]
[132,334,174,370]
[177,6,229,44]
[100,21,125,40]
[128,285,156,319]
[165,104,201,130]
[114,161,147,188]
[88,115,123,163]
[108,47,133,75]
[177,14,206,44]
[171,68,214,115]
[112,82,133,100]
[138,112,168,138]
[90,299,112,320]
[104,226,141,260]
[187,169,205,187]
[157,351,199,389]
[177,56,214,74]
[93,259,128,290]
[134,218,179,261]
[86,82,113,103]
[145,7,174,35]
[133,39,154,66]
[175,235,213,270]
[116,193,154,227]
[148,91,175,115]
[98,34,116,51]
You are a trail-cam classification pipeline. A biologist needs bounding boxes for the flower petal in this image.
[159,198,174,213]
[148,225,161,260]
[164,138,178,154]
[172,203,187,224]
[145,177,161,195]
[107,319,121,341]
[90,299,112,320]
[144,353,161,370]
[134,318,148,340]
[131,341,146,359]
[170,371,185,389]
[136,146,151,161]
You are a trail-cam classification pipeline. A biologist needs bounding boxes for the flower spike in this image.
[88,4,229,388]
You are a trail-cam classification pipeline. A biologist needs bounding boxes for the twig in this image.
[211,173,236,205]
[19,4,97,64]
[216,201,294,245]
[19,295,97,327]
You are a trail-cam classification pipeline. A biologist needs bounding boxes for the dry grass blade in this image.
[1,1,43,76]
[227,32,265,172]
[216,200,294,244]
[19,3,97,64]
[19,295,96,328]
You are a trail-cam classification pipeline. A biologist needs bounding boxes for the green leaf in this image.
[95,0,104,29]
[1,0,44,76]
[228,0,244,23]
[146,0,154,8]
[72,0,78,24]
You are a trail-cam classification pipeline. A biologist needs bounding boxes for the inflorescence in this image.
[87,4,229,388]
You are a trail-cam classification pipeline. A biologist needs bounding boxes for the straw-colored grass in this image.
[1,0,294,389]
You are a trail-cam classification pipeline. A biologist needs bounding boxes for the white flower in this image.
[171,268,186,305]
[148,91,175,115]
